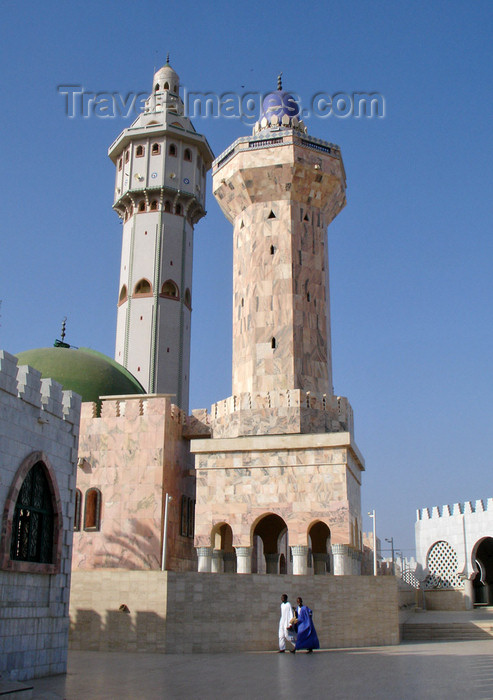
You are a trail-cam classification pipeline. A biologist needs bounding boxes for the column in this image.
[312,553,328,575]
[223,551,237,574]
[331,544,352,576]
[235,546,252,574]
[464,577,474,610]
[265,553,280,574]
[351,548,362,575]
[196,546,212,573]
[211,549,223,573]
[291,545,309,575]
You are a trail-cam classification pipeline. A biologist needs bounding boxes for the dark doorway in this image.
[473,537,493,606]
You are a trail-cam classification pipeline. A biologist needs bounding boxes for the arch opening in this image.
[251,513,288,574]
[308,520,331,575]
[473,537,493,606]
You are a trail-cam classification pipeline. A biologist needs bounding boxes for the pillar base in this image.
[196,546,213,573]
[235,546,252,574]
[291,545,309,575]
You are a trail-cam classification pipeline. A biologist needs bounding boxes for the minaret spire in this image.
[166,52,170,65]
[277,72,283,91]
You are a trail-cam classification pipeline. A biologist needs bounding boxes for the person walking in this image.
[293,597,320,653]
[278,594,296,652]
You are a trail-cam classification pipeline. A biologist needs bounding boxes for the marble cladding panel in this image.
[194,447,356,547]
[73,395,196,572]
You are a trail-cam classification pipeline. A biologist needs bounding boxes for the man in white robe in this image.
[278,593,295,652]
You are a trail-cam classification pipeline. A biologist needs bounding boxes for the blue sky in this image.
[1,0,492,557]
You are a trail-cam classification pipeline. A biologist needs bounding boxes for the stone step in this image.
[0,680,33,699]
[402,623,493,641]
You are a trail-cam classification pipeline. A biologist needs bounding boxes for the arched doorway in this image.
[211,523,236,573]
[473,537,493,606]
[251,514,288,574]
[308,521,331,575]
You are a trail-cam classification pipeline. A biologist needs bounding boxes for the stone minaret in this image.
[191,78,365,578]
[109,60,213,411]
[214,86,346,399]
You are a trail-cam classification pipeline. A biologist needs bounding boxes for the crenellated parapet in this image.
[183,390,354,439]
[80,393,189,425]
[0,350,81,425]
[417,498,493,520]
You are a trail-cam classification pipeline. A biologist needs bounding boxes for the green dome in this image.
[15,347,145,403]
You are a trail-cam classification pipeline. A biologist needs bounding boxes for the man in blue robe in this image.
[293,597,320,653]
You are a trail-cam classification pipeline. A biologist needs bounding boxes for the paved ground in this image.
[27,639,493,700]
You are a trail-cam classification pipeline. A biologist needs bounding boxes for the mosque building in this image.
[11,61,366,578]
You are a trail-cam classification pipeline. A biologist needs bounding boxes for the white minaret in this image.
[109,60,214,411]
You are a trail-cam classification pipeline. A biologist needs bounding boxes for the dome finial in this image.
[166,52,170,65]
[277,72,283,91]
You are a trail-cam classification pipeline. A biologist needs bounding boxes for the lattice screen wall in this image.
[424,540,463,589]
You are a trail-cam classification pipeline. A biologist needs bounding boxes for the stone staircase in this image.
[401,610,493,642]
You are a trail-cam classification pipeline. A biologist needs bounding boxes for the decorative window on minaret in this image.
[184,148,192,162]
[134,279,152,296]
[136,145,144,158]
[169,143,177,157]
[151,143,161,155]
[161,280,179,299]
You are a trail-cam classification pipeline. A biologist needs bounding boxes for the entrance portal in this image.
[473,537,493,606]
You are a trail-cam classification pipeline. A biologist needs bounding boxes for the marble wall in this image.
[73,395,196,572]
[192,432,364,550]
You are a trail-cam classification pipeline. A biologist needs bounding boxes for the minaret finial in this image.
[166,52,170,65]
[277,72,283,91]
[61,316,67,342]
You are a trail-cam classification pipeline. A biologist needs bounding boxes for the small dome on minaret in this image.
[153,54,180,94]
[255,72,305,134]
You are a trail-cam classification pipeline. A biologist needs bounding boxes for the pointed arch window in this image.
[138,201,146,212]
[150,200,158,211]
[161,279,179,299]
[125,150,129,163]
[118,284,128,305]
[136,145,145,158]
[151,143,161,155]
[9,461,55,564]
[0,452,62,574]
[169,143,177,157]
[173,84,178,93]
[184,288,192,309]
[134,278,152,296]
[175,203,183,216]
[164,81,169,90]
[155,83,160,92]
[84,488,101,531]
[271,337,277,349]
[74,489,82,532]
[184,148,192,162]
[164,200,172,213]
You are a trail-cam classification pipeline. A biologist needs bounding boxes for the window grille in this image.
[10,462,54,564]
